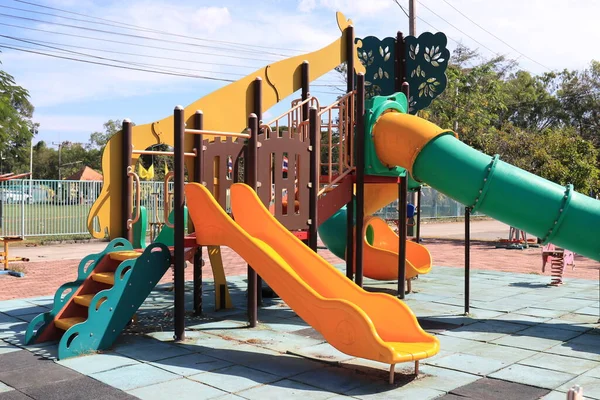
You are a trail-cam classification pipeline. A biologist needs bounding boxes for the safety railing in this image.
[317,90,356,194]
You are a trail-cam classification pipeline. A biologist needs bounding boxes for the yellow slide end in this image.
[362,216,432,281]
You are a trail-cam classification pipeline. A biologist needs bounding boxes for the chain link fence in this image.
[0,180,475,238]
[373,187,483,221]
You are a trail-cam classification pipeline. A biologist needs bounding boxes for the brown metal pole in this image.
[398,176,408,299]
[121,119,133,242]
[308,106,319,252]
[465,206,471,315]
[253,78,264,307]
[415,186,422,243]
[345,25,356,280]
[347,26,355,93]
[301,61,310,121]
[193,110,204,316]
[247,113,258,327]
[173,106,186,341]
[395,32,405,91]
[354,73,366,288]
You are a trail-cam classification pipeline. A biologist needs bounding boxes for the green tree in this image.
[0,62,36,174]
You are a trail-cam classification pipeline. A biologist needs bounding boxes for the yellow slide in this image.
[362,216,432,281]
[185,182,438,373]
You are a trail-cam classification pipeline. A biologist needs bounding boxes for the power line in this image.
[12,0,308,54]
[0,4,293,58]
[7,36,259,70]
[392,0,410,18]
[439,0,552,71]
[1,35,246,78]
[0,22,273,64]
[415,1,504,58]
[0,12,287,60]
[0,43,236,82]
[390,0,461,46]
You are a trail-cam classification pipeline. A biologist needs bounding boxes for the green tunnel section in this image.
[413,133,600,261]
[318,177,420,261]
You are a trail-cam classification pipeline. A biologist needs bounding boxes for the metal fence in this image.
[373,186,483,221]
[0,180,476,238]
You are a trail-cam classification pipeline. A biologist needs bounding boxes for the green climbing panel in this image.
[56,243,171,359]
[25,238,134,345]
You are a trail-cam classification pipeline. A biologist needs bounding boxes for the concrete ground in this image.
[1,218,599,399]
[2,267,600,399]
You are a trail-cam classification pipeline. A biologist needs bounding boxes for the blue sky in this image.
[1,0,598,145]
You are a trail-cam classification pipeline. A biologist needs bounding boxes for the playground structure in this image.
[496,226,539,249]
[24,10,600,385]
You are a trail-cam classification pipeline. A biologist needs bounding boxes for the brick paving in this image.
[0,224,597,301]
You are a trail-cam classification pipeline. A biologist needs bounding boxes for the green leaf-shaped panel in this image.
[355,36,396,99]
[404,32,450,113]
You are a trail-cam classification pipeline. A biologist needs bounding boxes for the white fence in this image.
[0,180,472,238]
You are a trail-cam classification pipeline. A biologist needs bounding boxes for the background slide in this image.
[373,111,600,262]
[319,180,431,280]
[185,182,439,367]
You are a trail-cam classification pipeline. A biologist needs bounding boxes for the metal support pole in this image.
[346,25,355,93]
[354,73,366,287]
[308,107,319,252]
[192,110,204,316]
[247,113,259,328]
[465,206,471,315]
[345,26,356,281]
[121,119,133,242]
[301,61,310,120]
[395,32,405,91]
[415,186,422,242]
[398,176,408,299]
[253,77,264,306]
[173,106,186,341]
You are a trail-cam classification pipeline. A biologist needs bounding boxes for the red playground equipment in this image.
[541,243,575,285]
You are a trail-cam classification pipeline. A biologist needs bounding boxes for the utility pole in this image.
[408,0,418,233]
[409,0,416,36]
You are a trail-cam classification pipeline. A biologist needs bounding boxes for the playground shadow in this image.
[508,282,553,289]
[126,335,414,395]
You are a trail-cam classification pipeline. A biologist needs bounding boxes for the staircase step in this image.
[73,294,95,307]
[92,272,115,285]
[109,251,141,261]
[55,317,85,331]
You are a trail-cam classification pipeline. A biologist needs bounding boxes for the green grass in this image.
[1,204,92,237]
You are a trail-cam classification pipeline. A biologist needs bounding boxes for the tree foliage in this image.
[0,62,36,174]
[420,45,600,194]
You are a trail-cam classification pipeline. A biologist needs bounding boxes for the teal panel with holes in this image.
[404,32,450,113]
[57,243,171,359]
[356,36,396,99]
[25,238,134,345]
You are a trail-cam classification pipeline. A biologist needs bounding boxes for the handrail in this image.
[126,166,141,229]
[318,90,354,116]
[261,96,320,136]
[317,167,355,196]
[265,96,320,126]
[132,149,197,157]
[185,128,250,139]
[163,171,175,229]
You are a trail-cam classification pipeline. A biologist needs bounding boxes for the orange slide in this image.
[184,182,438,376]
[362,216,432,280]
